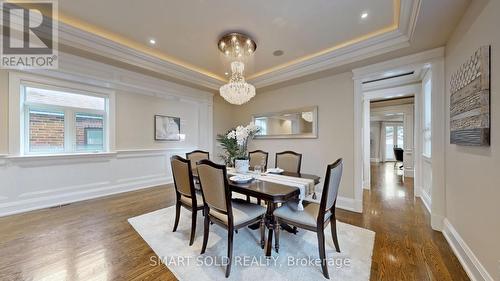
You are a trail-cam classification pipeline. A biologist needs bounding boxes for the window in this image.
[422,73,432,157]
[78,114,104,151]
[22,84,108,154]
[28,109,65,153]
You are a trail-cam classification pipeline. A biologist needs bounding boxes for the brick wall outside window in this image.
[29,113,104,152]
[29,112,64,151]
[76,115,103,147]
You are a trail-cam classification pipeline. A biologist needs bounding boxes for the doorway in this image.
[353,48,446,231]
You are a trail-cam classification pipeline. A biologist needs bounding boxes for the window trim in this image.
[9,72,115,156]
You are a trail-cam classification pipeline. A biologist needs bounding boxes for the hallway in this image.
[336,163,469,280]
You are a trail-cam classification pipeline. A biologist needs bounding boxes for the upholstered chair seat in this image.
[274,201,330,228]
[272,158,343,279]
[197,159,265,278]
[209,199,266,226]
[180,192,204,208]
[171,155,204,246]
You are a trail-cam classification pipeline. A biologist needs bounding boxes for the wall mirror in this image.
[253,106,318,139]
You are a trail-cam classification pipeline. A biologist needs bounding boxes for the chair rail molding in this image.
[443,219,495,281]
[0,148,196,217]
[2,51,215,217]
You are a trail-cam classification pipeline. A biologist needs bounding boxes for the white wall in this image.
[0,52,213,216]
[444,0,500,280]
[370,121,381,162]
[212,94,236,163]
[229,72,358,211]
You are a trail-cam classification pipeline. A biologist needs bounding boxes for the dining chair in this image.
[247,150,269,204]
[275,151,302,174]
[171,155,204,246]
[186,150,210,172]
[393,147,404,170]
[197,159,266,278]
[273,158,343,279]
[249,150,269,170]
[186,150,209,184]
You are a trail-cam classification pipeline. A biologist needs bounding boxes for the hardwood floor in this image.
[335,163,469,280]
[0,163,470,280]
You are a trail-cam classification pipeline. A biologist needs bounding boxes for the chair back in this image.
[196,159,231,214]
[394,148,404,161]
[186,150,209,171]
[275,151,302,173]
[249,150,269,170]
[319,159,343,217]
[170,155,196,198]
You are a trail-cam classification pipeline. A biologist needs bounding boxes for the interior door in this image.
[385,125,395,161]
[384,124,404,161]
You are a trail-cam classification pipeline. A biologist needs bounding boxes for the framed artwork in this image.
[450,45,491,146]
[154,115,181,141]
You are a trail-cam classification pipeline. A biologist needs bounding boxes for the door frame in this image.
[352,48,446,231]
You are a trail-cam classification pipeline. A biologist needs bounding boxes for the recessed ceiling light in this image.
[273,50,284,56]
[149,38,156,45]
[361,12,369,19]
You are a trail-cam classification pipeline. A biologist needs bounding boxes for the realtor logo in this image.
[1,0,58,69]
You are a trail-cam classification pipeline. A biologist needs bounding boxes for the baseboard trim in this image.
[430,214,444,231]
[363,180,370,190]
[442,219,494,281]
[421,190,431,214]
[336,196,363,213]
[0,177,174,217]
[404,168,414,178]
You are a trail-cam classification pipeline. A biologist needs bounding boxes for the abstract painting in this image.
[450,46,491,146]
[155,115,180,141]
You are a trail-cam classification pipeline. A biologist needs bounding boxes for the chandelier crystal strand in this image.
[220,61,256,105]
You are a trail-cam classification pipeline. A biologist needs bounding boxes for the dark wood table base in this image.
[263,202,277,256]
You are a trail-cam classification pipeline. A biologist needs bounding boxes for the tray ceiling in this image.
[57,0,398,80]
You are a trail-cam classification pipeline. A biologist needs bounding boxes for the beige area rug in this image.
[129,206,375,281]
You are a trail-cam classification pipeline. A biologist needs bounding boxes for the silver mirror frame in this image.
[252,106,318,139]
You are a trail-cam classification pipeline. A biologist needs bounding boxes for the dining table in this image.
[194,169,320,257]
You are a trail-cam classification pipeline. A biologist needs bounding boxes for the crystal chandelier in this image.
[218,33,257,105]
[220,61,255,105]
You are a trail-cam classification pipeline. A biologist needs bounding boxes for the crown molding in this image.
[248,31,410,88]
[2,0,421,90]
[352,46,444,80]
[57,21,225,90]
[248,0,422,88]
[0,4,224,90]
[22,51,214,105]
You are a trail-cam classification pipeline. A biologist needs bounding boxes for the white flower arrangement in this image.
[217,122,260,165]
[227,122,260,146]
